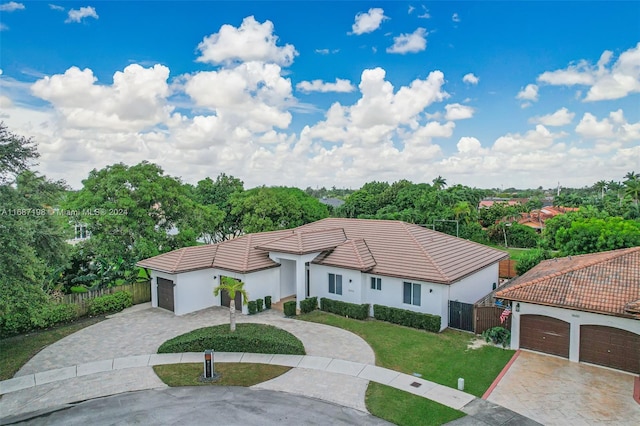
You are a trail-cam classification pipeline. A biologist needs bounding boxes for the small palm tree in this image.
[214,276,249,332]
[432,175,447,191]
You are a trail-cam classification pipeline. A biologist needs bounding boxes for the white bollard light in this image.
[457,378,464,391]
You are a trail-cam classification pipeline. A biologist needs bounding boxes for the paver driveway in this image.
[487,350,640,425]
[1,304,374,418]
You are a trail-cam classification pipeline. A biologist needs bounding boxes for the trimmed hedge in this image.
[265,296,272,309]
[157,323,305,355]
[88,291,132,316]
[373,305,441,333]
[320,298,369,320]
[31,303,79,329]
[248,300,257,315]
[256,298,264,312]
[283,300,297,317]
[300,297,318,314]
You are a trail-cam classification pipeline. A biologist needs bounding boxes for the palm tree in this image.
[624,171,637,182]
[624,178,640,206]
[213,276,249,332]
[432,176,447,191]
[593,180,607,199]
[453,201,472,224]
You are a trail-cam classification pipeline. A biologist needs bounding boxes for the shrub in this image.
[248,300,257,315]
[482,326,511,348]
[320,298,369,320]
[283,300,297,317]
[299,297,318,314]
[256,298,264,312]
[265,296,272,309]
[70,286,88,293]
[31,303,78,329]
[516,248,552,275]
[157,323,305,355]
[373,305,441,333]
[88,291,132,316]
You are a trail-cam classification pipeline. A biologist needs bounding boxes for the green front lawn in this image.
[0,316,105,381]
[153,363,290,387]
[300,311,513,397]
[366,383,465,426]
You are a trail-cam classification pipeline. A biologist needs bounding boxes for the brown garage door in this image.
[580,325,640,374]
[520,315,570,358]
[157,278,175,312]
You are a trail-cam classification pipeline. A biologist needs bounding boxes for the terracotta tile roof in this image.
[137,218,508,283]
[312,239,376,271]
[495,247,640,318]
[137,245,218,274]
[254,228,347,255]
[298,218,507,284]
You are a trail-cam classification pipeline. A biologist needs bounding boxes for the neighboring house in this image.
[137,218,507,331]
[478,198,523,209]
[496,247,640,374]
[517,206,579,232]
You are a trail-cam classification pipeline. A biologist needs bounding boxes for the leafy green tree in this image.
[193,173,244,242]
[624,175,639,206]
[516,248,552,275]
[213,277,249,332]
[554,217,640,255]
[64,161,213,270]
[0,125,69,335]
[231,186,329,233]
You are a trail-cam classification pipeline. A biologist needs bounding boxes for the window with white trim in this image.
[403,282,421,306]
[328,273,342,295]
[370,277,381,290]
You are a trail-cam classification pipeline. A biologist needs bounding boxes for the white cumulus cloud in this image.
[65,6,98,23]
[387,28,427,54]
[452,13,460,23]
[0,2,24,12]
[575,110,639,141]
[530,107,575,126]
[444,103,475,120]
[196,16,297,66]
[296,78,355,94]
[350,8,387,35]
[537,43,640,101]
[49,4,64,11]
[462,73,479,85]
[516,84,538,101]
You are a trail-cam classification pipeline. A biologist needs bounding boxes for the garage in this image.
[157,277,175,312]
[580,325,640,374]
[520,315,570,358]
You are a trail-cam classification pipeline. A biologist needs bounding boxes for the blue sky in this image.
[1,1,639,190]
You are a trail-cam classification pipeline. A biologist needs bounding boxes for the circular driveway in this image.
[2,305,375,419]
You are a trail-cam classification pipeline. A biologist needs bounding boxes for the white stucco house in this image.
[137,218,508,331]
[496,247,640,374]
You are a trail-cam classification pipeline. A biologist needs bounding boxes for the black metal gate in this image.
[449,300,474,332]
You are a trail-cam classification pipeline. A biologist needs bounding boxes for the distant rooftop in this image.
[319,197,345,208]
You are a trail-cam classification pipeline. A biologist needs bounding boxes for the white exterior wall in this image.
[510,302,640,362]
[150,271,177,309]
[278,259,296,298]
[173,269,216,316]
[268,251,321,308]
[243,268,280,305]
[309,265,363,305]
[448,263,499,304]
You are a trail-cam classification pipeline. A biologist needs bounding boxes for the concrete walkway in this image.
[0,304,538,425]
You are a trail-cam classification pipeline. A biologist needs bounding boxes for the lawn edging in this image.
[482,349,521,399]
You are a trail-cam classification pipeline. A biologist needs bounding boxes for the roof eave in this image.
[495,297,638,320]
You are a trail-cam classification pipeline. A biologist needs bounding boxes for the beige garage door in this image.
[520,315,570,358]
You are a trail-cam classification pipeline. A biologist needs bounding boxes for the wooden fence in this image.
[60,281,151,316]
[499,259,518,278]
[474,305,512,335]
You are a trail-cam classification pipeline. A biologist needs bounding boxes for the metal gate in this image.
[449,300,474,332]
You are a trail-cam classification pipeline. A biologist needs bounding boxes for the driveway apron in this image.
[486,350,640,425]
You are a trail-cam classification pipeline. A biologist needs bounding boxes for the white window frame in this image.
[329,273,343,295]
[403,282,421,306]
[370,277,381,291]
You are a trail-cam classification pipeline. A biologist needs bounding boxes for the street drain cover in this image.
[410,382,422,388]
